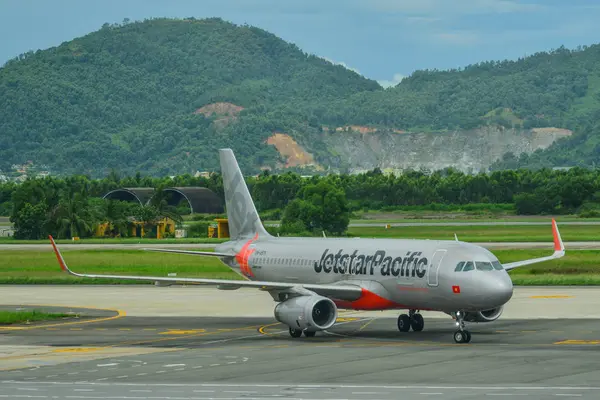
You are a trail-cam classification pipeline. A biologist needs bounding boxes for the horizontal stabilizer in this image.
[142,248,233,258]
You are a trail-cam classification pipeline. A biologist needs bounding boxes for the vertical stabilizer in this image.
[219,149,270,240]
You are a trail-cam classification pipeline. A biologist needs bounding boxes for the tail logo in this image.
[225,167,258,239]
[235,233,259,278]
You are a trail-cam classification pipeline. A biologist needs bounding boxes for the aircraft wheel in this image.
[464,330,472,343]
[397,314,411,332]
[289,327,303,338]
[410,314,424,332]
[304,331,316,338]
[453,330,471,343]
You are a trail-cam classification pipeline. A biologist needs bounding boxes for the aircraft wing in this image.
[49,236,363,301]
[502,219,565,271]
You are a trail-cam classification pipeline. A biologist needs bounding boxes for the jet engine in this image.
[464,305,504,322]
[274,295,338,331]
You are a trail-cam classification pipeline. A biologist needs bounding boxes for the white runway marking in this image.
[4,382,600,391]
[352,392,388,395]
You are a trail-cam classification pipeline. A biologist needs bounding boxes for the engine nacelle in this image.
[464,305,504,322]
[274,295,338,331]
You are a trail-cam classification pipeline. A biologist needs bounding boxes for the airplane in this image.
[49,148,565,344]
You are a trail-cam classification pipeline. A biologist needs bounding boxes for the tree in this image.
[281,181,349,236]
[132,204,160,238]
[12,202,48,239]
[51,189,95,239]
[148,184,184,226]
[99,199,135,237]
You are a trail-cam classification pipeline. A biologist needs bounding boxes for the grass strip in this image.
[0,249,240,284]
[1,249,600,285]
[347,224,600,242]
[0,310,73,325]
[0,237,228,245]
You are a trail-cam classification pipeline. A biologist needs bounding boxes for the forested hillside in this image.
[0,17,379,176]
[2,17,600,176]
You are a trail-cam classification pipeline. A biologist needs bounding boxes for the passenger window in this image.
[454,261,465,272]
[463,261,474,272]
[492,261,504,270]
[476,261,494,271]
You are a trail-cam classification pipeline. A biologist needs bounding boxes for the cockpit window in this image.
[462,261,474,271]
[492,261,504,270]
[475,261,494,271]
[454,261,465,271]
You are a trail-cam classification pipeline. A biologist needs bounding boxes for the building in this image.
[102,187,224,214]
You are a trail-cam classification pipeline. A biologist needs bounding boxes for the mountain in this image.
[0,17,379,176]
[2,17,600,176]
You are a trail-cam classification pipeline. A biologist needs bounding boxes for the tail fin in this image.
[219,149,271,240]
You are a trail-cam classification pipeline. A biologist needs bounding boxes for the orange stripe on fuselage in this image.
[235,233,258,278]
[334,288,433,311]
[334,288,405,311]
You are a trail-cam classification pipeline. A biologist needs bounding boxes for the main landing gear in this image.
[397,310,424,332]
[453,311,471,344]
[289,327,316,338]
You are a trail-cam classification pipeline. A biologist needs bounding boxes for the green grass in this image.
[497,249,600,286]
[347,224,600,242]
[349,217,600,224]
[1,248,600,285]
[352,209,600,222]
[0,310,72,325]
[0,237,228,245]
[0,249,239,284]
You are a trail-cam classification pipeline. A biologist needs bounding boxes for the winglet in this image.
[49,235,71,274]
[552,219,565,256]
[454,233,459,242]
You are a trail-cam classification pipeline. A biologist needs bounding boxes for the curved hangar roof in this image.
[102,188,156,205]
[102,187,224,214]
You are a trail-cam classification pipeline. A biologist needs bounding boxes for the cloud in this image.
[368,0,541,15]
[378,73,406,88]
[434,31,481,45]
[404,16,442,24]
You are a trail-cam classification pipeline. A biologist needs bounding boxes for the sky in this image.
[1,0,600,87]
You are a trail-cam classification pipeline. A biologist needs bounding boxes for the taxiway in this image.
[1,287,600,399]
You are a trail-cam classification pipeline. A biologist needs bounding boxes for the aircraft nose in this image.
[487,273,513,305]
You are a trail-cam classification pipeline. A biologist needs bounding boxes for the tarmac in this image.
[1,286,600,399]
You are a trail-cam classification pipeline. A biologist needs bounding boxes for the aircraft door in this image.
[427,249,447,287]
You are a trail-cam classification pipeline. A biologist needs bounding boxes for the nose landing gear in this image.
[453,311,471,343]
